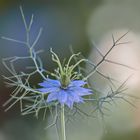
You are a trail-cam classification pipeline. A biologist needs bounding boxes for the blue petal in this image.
[69,87,92,96]
[66,99,74,108]
[37,78,92,109]
[68,91,81,102]
[57,90,68,104]
[38,78,60,88]
[69,80,87,87]
[38,87,59,93]
[47,92,58,102]
[66,95,84,108]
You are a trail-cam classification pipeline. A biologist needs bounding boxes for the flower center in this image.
[60,74,70,89]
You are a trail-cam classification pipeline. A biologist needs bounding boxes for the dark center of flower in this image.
[60,74,70,89]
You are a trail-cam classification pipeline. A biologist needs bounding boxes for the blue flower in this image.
[38,78,92,108]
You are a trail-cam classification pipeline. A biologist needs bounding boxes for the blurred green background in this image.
[0,0,140,140]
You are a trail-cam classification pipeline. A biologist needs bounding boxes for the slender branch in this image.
[60,104,66,140]
[84,31,130,80]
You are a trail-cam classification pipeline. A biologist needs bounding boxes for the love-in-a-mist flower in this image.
[38,78,92,108]
[37,49,93,108]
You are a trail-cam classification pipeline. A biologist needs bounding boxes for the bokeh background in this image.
[0,0,140,140]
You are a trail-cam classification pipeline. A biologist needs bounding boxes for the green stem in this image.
[60,104,66,140]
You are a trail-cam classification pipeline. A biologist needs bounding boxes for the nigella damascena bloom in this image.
[38,78,92,108]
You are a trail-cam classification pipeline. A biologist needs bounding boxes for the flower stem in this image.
[60,104,66,140]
